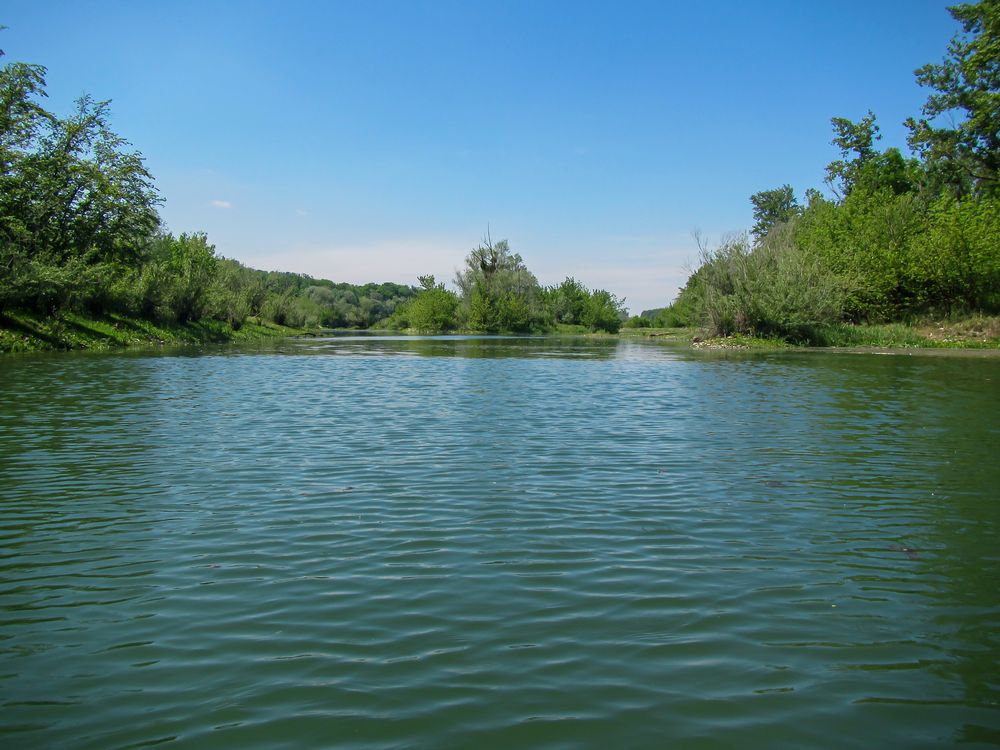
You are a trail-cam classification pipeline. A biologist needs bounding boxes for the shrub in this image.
[405,286,460,331]
[696,226,850,339]
[582,289,626,333]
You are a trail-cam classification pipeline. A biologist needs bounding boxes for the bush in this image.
[696,226,850,339]
[909,196,1000,313]
[582,289,626,333]
[405,286,460,331]
[468,282,533,332]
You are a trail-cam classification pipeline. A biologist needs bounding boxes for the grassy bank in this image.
[5,312,997,355]
[622,316,1000,350]
[0,310,308,354]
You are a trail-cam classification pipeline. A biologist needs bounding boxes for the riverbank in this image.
[4,311,998,355]
[622,315,1000,351]
[0,310,308,354]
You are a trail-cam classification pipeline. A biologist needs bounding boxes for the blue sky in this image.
[4,0,958,313]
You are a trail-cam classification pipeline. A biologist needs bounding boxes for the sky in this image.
[3,0,960,313]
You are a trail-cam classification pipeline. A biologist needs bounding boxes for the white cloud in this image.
[209,199,233,209]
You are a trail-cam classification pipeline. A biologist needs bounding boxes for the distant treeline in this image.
[0,34,627,334]
[387,237,626,333]
[636,0,1000,341]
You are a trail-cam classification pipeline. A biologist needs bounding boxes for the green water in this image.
[1,337,998,748]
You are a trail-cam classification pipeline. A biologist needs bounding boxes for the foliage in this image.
[542,276,625,332]
[0,36,631,344]
[1,44,160,315]
[162,233,218,322]
[581,288,627,333]
[906,0,1000,197]
[795,188,926,319]
[911,194,1000,310]
[795,187,1000,319]
[659,1,1000,341]
[654,272,705,328]
[544,277,590,325]
[692,228,849,339]
[0,308,304,353]
[751,185,800,241]
[455,236,545,332]
[397,275,460,331]
[624,315,653,328]
[825,110,882,198]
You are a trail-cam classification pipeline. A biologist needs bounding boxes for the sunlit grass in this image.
[0,310,306,353]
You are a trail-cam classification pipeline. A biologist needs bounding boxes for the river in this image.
[1,336,998,748]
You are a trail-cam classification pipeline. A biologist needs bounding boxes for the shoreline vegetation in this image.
[630,2,1000,346]
[2,2,998,357]
[3,309,997,355]
[0,310,308,354]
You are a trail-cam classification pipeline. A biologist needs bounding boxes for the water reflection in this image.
[294,334,628,360]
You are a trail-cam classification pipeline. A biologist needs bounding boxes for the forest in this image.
[636,0,1000,344]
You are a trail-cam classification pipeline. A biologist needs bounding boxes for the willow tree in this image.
[454,236,544,332]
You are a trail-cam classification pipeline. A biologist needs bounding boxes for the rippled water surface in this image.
[1,336,999,748]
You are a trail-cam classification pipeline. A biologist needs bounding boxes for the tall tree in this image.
[455,235,543,332]
[0,38,49,296]
[23,95,160,265]
[906,0,1000,197]
[750,185,800,241]
[825,110,881,198]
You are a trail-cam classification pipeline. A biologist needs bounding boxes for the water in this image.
[1,336,998,749]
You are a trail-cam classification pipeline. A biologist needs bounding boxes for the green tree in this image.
[906,0,1000,197]
[163,233,219,322]
[404,275,460,331]
[455,235,543,332]
[582,288,627,333]
[545,277,590,325]
[0,39,160,316]
[825,110,881,198]
[795,188,927,319]
[750,185,800,241]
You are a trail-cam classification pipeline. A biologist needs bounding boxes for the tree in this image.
[0,41,50,312]
[582,289,627,333]
[455,235,543,332]
[545,277,590,324]
[164,233,219,322]
[0,38,49,171]
[0,38,160,314]
[906,0,1000,197]
[750,185,800,241]
[405,275,460,331]
[825,110,881,198]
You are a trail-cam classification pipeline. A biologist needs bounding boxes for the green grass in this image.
[622,317,999,350]
[618,326,697,344]
[793,318,1000,348]
[695,332,794,350]
[796,322,931,348]
[8,311,995,355]
[0,310,307,354]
